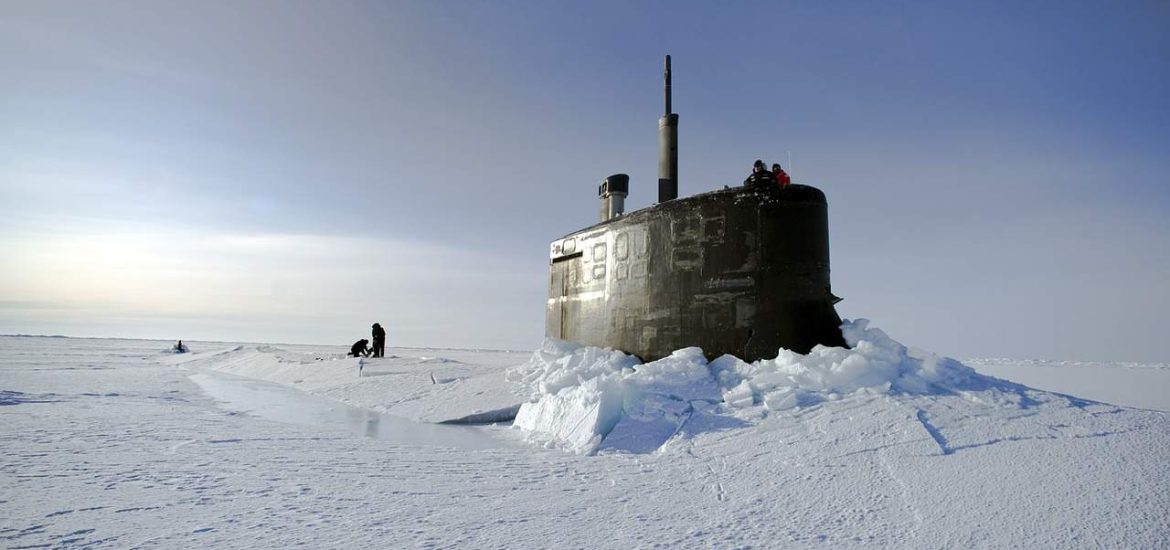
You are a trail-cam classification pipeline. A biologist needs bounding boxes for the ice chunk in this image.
[722,380,755,408]
[511,340,721,454]
[506,339,638,400]
[513,377,625,454]
[762,387,798,411]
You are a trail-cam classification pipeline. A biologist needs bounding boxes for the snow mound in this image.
[505,338,639,399]
[512,319,1029,454]
[715,318,981,412]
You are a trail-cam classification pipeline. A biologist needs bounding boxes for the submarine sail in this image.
[545,57,846,362]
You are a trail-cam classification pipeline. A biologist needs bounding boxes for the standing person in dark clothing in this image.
[772,163,792,188]
[743,159,776,188]
[371,323,386,358]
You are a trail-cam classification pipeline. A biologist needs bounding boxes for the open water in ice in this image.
[188,369,518,450]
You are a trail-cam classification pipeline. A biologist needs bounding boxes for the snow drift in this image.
[510,319,1037,454]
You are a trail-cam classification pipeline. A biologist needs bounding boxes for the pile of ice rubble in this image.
[507,319,982,454]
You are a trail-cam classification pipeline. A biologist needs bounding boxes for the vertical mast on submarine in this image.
[658,55,679,203]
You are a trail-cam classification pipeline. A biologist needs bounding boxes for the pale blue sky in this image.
[2,1,1167,361]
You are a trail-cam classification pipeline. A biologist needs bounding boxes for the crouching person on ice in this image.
[348,339,371,358]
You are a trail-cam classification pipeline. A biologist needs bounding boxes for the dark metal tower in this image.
[546,57,846,362]
[657,55,679,203]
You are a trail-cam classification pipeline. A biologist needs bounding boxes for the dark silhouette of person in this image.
[371,323,386,358]
[744,159,776,188]
[772,163,792,188]
[349,339,371,357]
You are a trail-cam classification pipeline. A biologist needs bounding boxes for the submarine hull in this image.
[547,184,846,362]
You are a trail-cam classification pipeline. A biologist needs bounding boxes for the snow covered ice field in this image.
[2,327,1168,549]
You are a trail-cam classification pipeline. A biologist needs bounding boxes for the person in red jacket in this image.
[772,163,792,188]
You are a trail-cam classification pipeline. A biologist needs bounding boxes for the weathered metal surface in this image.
[658,114,678,203]
[657,55,678,203]
[598,174,629,222]
[547,184,846,362]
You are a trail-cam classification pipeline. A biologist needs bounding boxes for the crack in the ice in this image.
[914,409,952,456]
[834,440,921,458]
[946,427,1142,453]
[0,390,62,406]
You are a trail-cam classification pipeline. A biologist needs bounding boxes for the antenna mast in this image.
[658,55,679,203]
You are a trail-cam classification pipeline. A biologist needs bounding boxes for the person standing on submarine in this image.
[371,323,386,358]
[772,163,792,188]
[744,159,776,188]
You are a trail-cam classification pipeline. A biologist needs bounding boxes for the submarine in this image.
[546,56,847,363]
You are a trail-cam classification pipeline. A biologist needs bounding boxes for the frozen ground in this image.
[2,333,1168,548]
[962,357,1170,412]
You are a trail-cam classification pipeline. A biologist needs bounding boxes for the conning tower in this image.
[546,56,846,362]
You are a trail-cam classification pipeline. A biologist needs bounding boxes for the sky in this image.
[2,1,1168,361]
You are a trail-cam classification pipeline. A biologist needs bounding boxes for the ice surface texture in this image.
[3,335,1168,548]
